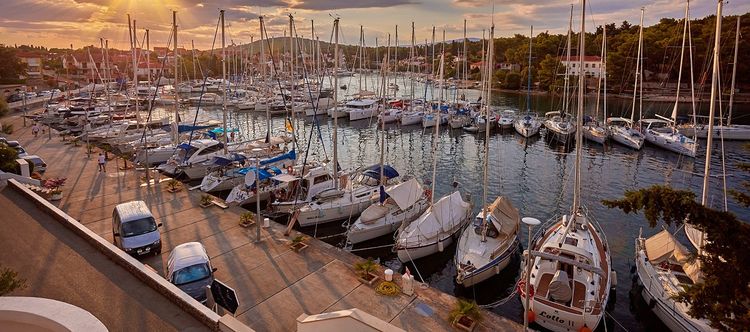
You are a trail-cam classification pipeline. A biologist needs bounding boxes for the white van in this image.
[167,242,216,303]
[112,201,162,256]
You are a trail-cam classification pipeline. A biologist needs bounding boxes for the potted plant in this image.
[353,257,380,285]
[166,178,181,193]
[119,152,134,170]
[43,177,67,201]
[239,212,256,228]
[200,194,214,208]
[289,235,308,252]
[448,298,482,331]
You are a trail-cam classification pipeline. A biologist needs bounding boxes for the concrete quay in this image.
[0,112,523,331]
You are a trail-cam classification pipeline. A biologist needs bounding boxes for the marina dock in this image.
[0,112,523,331]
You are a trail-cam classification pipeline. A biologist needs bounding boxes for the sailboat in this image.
[455,25,520,287]
[633,2,721,330]
[638,6,697,158]
[294,21,401,228]
[345,178,430,245]
[544,6,576,143]
[520,2,613,331]
[607,9,646,150]
[394,46,473,263]
[514,26,542,138]
[681,17,750,140]
[582,25,608,145]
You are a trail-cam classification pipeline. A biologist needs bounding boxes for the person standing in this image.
[98,153,106,172]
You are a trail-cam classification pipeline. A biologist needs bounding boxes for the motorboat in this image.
[543,111,576,143]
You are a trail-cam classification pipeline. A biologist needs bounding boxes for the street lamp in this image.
[521,216,541,332]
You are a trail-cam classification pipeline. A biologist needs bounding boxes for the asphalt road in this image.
[0,187,211,332]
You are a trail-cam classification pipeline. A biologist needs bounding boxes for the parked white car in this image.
[167,242,216,303]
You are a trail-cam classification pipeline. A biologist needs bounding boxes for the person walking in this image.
[98,152,106,172]
[32,123,39,137]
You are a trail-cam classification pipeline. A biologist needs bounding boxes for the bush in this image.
[448,298,482,325]
[0,144,18,172]
[1,123,13,134]
[0,98,9,117]
[0,264,27,295]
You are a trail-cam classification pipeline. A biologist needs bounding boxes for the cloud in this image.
[288,0,418,11]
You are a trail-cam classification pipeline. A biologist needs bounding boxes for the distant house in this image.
[16,52,43,78]
[499,63,521,72]
[559,55,603,77]
[469,61,484,70]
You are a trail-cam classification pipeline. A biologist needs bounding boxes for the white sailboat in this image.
[582,25,608,145]
[634,2,722,330]
[637,6,697,158]
[607,9,645,150]
[515,26,542,138]
[544,6,576,143]
[346,178,430,245]
[520,3,613,331]
[456,25,520,287]
[395,43,473,263]
[682,17,750,140]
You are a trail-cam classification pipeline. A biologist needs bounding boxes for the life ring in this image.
[517,280,535,298]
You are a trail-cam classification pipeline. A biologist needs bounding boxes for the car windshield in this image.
[121,217,157,237]
[173,263,211,285]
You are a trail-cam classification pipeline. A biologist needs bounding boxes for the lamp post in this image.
[521,217,541,331]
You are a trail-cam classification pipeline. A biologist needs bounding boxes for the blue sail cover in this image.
[260,149,296,166]
[238,167,274,180]
[210,153,246,166]
[363,164,400,180]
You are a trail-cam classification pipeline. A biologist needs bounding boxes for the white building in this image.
[559,55,603,78]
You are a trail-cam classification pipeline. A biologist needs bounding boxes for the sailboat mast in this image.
[132,18,139,122]
[333,18,340,190]
[703,1,722,207]
[728,16,740,126]
[527,26,533,113]
[563,5,572,116]
[594,26,604,120]
[173,11,179,143]
[380,34,390,183]
[394,25,399,98]
[603,26,607,121]
[463,19,468,95]
[220,10,228,154]
[631,8,644,123]
[573,0,586,213]
[672,2,689,123]
[481,25,495,242]
[411,22,415,101]
[430,32,445,206]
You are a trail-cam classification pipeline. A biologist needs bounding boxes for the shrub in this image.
[1,123,13,134]
[0,98,9,117]
[448,298,482,325]
[0,144,18,172]
[353,257,378,278]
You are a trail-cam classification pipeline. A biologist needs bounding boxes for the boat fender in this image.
[494,264,500,275]
[610,271,617,288]
[287,166,294,175]
[438,240,444,252]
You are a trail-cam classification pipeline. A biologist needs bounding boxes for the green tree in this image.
[0,47,26,83]
[537,55,562,91]
[0,144,18,172]
[603,185,750,331]
[502,71,521,90]
[0,98,9,117]
[0,264,27,295]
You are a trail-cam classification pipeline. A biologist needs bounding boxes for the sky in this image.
[0,0,748,51]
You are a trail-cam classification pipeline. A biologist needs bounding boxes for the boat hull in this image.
[396,233,457,262]
[456,238,519,287]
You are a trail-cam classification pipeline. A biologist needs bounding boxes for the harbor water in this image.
[152,81,749,331]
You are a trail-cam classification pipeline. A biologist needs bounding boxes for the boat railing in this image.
[581,205,609,248]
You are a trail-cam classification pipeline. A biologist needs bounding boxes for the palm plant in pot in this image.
[239,212,255,228]
[166,178,181,193]
[43,177,67,201]
[353,257,380,286]
[289,235,308,252]
[448,298,482,331]
[200,194,214,208]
